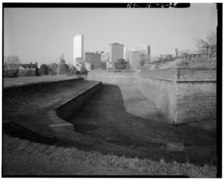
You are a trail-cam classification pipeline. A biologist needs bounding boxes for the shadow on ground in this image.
[68,84,216,166]
[3,82,216,167]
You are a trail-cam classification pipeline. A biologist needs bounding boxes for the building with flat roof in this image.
[129,50,141,70]
[134,45,151,64]
[85,52,101,70]
[110,43,125,68]
[101,52,109,62]
[73,34,84,71]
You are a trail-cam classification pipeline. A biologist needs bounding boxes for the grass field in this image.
[3,76,217,176]
[3,135,216,177]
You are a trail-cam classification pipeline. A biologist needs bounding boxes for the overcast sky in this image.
[4,3,217,65]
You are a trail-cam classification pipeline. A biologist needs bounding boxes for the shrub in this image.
[59,64,69,75]
[48,63,58,75]
[177,56,216,68]
[39,64,49,75]
[80,65,88,75]
[4,69,19,78]
[114,58,128,70]
[19,69,36,77]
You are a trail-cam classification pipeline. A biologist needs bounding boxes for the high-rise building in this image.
[129,50,141,70]
[73,34,84,71]
[124,46,127,60]
[110,43,125,67]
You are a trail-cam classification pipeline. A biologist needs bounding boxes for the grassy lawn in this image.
[3,75,80,88]
[3,135,216,177]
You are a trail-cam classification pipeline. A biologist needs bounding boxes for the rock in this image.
[166,142,184,152]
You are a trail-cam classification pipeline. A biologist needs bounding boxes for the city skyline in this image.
[4,4,217,65]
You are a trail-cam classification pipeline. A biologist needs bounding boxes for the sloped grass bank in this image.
[3,135,216,177]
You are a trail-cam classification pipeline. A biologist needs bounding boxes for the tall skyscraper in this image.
[73,34,84,70]
[110,43,125,67]
[123,46,127,60]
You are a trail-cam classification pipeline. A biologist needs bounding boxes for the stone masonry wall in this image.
[88,71,178,123]
[138,77,177,123]
[178,68,216,80]
[140,68,178,80]
[176,81,216,123]
[87,69,216,124]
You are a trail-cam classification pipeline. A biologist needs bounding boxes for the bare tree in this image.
[114,58,128,70]
[48,63,58,75]
[195,31,216,58]
[58,55,69,75]
[39,64,49,75]
[59,54,65,64]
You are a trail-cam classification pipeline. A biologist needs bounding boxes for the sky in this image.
[4,3,217,65]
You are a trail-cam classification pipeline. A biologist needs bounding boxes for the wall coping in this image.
[89,70,216,83]
[4,77,82,89]
[48,82,102,129]
[90,67,216,73]
[140,76,216,83]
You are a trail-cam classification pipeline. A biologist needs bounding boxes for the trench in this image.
[68,83,216,166]
[3,79,216,166]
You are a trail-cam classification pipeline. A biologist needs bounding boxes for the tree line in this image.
[39,54,87,76]
[4,54,88,78]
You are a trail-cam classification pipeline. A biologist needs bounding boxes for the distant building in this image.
[85,52,101,70]
[100,62,107,70]
[124,46,128,60]
[177,48,209,59]
[106,62,113,69]
[134,45,151,64]
[129,50,141,70]
[110,43,125,68]
[73,34,84,71]
[101,52,109,62]
[99,52,110,70]
[19,62,38,76]
[160,54,173,60]
[4,62,38,77]
[175,48,179,57]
